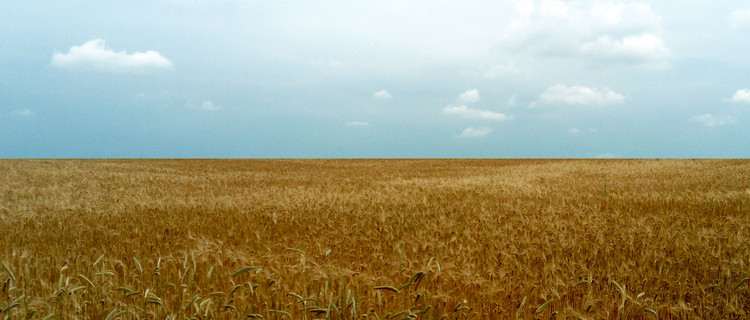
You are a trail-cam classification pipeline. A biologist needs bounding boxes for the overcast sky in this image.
[2,0,749,158]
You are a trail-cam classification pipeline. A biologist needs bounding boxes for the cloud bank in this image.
[533,85,625,107]
[51,39,173,73]
[504,1,670,67]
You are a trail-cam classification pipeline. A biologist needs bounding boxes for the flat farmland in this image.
[1,159,749,319]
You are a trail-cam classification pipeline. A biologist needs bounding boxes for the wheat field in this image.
[0,159,748,319]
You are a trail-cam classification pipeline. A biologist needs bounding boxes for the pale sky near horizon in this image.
[2,1,749,158]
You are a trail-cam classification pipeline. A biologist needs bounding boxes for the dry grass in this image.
[0,159,749,319]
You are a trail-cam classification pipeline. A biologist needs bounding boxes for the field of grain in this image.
[1,159,749,319]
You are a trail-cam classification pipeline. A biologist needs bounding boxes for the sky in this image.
[1,0,749,158]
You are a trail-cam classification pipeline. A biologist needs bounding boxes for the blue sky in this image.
[2,1,749,158]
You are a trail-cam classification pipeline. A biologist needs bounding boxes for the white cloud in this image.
[457,126,492,138]
[51,39,173,73]
[514,0,535,16]
[532,85,625,107]
[729,89,750,103]
[457,89,480,104]
[346,121,370,126]
[444,89,512,122]
[690,114,737,127]
[580,34,670,64]
[503,1,670,67]
[443,105,511,121]
[11,109,34,117]
[730,8,750,28]
[373,90,393,99]
[201,101,221,111]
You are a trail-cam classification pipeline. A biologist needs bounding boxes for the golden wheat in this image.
[0,159,749,319]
